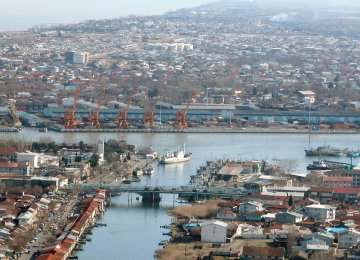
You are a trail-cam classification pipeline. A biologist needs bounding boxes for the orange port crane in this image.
[64,89,80,129]
[88,88,105,129]
[143,95,158,129]
[117,100,131,128]
[176,92,195,129]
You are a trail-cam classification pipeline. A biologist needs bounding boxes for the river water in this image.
[1,129,360,259]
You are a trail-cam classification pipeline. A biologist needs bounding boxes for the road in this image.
[19,196,78,260]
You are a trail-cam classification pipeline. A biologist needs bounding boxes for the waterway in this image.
[2,128,360,259]
[0,0,213,31]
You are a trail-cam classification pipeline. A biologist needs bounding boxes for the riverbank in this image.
[50,127,360,134]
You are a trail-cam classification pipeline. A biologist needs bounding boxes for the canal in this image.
[1,129,360,259]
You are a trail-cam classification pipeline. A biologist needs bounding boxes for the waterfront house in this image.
[275,211,304,224]
[200,220,228,243]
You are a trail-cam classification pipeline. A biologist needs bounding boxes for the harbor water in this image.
[2,128,360,259]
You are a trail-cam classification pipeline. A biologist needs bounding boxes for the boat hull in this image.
[159,155,191,164]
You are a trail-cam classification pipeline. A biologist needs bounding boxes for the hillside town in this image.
[0,2,360,131]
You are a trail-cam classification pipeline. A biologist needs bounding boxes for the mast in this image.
[308,104,311,149]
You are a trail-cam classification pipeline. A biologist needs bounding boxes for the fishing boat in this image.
[159,144,191,164]
[305,145,346,157]
[307,160,351,170]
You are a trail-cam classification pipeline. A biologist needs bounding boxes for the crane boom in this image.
[9,100,22,127]
[176,92,195,129]
[89,88,105,128]
[64,89,80,129]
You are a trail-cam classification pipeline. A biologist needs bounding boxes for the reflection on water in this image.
[2,129,360,259]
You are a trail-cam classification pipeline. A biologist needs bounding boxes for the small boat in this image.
[122,179,132,184]
[159,144,191,164]
[39,128,48,132]
[347,152,360,157]
[144,165,154,175]
[158,240,168,246]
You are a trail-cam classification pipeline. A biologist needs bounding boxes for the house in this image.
[0,161,30,176]
[307,231,335,246]
[215,166,243,181]
[275,212,303,224]
[239,246,285,259]
[304,204,336,222]
[200,220,228,243]
[216,210,237,220]
[239,201,264,214]
[301,238,329,252]
[244,211,266,222]
[322,176,352,188]
[0,148,17,161]
[338,230,360,249]
[17,211,34,225]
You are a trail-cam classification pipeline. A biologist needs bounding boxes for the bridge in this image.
[63,184,247,202]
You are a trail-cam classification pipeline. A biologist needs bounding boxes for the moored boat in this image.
[159,144,191,164]
[305,145,346,157]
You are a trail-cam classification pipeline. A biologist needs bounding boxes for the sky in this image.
[0,0,214,31]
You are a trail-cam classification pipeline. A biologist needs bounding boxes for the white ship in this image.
[159,144,192,164]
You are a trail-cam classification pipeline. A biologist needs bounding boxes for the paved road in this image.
[19,197,78,260]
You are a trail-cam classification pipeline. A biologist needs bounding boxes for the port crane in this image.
[88,88,105,129]
[176,92,195,129]
[117,100,131,128]
[64,89,80,129]
[8,100,22,128]
[143,95,158,129]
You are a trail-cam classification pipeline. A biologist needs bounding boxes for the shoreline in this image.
[50,127,360,135]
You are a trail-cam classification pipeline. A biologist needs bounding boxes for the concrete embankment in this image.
[54,127,360,134]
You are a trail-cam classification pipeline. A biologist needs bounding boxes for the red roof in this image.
[323,176,352,182]
[0,148,16,155]
[0,162,27,168]
[333,187,360,194]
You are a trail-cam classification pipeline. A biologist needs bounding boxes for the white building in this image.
[17,211,34,225]
[17,152,40,168]
[304,204,336,222]
[201,220,228,243]
[238,201,264,214]
[73,52,89,64]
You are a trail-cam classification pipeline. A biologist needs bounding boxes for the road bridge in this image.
[62,184,247,202]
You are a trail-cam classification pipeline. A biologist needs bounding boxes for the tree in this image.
[278,159,299,174]
[126,152,131,160]
[288,195,294,206]
[32,185,44,198]
[79,140,86,153]
[89,153,100,168]
[75,153,82,162]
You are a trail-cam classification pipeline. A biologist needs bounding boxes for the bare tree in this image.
[277,159,299,174]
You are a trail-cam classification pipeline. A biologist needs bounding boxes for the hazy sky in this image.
[0,0,214,31]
